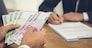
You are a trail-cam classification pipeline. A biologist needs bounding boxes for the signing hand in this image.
[48,12,63,24]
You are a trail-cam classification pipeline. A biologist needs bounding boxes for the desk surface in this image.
[45,23,92,48]
[9,23,92,48]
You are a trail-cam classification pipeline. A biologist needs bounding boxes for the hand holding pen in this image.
[47,12,63,25]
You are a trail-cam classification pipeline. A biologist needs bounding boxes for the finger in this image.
[40,28,46,35]
[3,24,19,32]
[52,20,62,25]
[40,43,46,48]
[48,17,61,24]
[40,37,47,48]
[48,15,55,22]
[59,16,64,23]
[52,14,59,20]
[56,14,64,23]
[43,36,47,45]
[48,17,54,23]
[26,26,34,33]
[50,14,63,24]
[50,13,59,21]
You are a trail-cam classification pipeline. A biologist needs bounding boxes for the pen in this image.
[57,14,60,17]
[56,14,63,24]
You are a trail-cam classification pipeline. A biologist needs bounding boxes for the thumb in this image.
[3,24,19,32]
[40,28,46,35]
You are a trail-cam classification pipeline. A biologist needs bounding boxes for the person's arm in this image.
[39,0,63,24]
[87,12,92,24]
[62,12,92,24]
[39,0,60,12]
[86,0,92,24]
[62,12,84,22]
[19,26,46,48]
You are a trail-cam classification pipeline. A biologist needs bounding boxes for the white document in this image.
[48,22,92,41]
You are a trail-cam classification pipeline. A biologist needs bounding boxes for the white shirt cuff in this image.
[18,45,30,48]
[83,12,89,21]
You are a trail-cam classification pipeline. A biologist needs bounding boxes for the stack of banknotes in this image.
[2,11,51,45]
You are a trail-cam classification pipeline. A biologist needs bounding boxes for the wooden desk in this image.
[45,23,92,48]
[8,23,92,48]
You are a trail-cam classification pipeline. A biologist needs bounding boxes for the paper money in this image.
[2,15,8,26]
[9,12,51,45]
[2,11,51,45]
[4,11,21,45]
[5,11,35,45]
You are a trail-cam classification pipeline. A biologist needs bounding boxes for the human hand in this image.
[0,24,19,48]
[0,24,19,41]
[48,12,63,24]
[21,27,46,48]
[63,12,84,22]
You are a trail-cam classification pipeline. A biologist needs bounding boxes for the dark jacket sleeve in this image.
[0,0,8,15]
[39,0,61,12]
[87,0,92,24]
[87,12,92,24]
[0,0,8,25]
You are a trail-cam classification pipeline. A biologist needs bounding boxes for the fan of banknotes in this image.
[2,11,51,45]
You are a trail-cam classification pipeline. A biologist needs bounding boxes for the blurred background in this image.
[4,0,63,15]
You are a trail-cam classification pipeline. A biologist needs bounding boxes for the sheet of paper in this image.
[48,22,92,41]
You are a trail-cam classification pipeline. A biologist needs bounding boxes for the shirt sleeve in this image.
[18,45,30,48]
[83,12,89,21]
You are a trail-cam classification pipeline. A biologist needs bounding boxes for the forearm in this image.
[0,31,5,42]
[0,35,4,42]
[0,39,4,48]
[87,12,92,24]
[0,27,6,42]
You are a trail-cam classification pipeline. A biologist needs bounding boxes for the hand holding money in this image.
[2,11,51,45]
[21,26,46,48]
